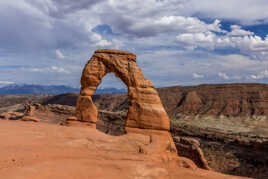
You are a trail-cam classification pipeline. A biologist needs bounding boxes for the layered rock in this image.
[46,83,268,118]
[71,49,170,131]
[157,83,268,117]
[179,91,203,115]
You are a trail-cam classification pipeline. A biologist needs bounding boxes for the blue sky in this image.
[1,0,268,88]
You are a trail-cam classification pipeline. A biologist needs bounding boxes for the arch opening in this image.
[94,73,129,136]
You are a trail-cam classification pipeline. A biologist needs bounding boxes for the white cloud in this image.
[90,33,102,42]
[250,70,268,79]
[89,32,113,47]
[153,16,224,33]
[56,49,65,59]
[95,39,112,47]
[125,16,224,38]
[176,31,217,50]
[228,25,254,36]
[51,66,70,74]
[192,73,204,79]
[2,0,268,87]
[218,72,230,80]
[27,66,70,74]
[176,25,268,59]
[103,0,268,26]
[0,81,15,86]
[184,0,268,25]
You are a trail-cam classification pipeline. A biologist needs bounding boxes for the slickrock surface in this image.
[2,100,267,178]
[72,49,169,131]
[0,120,249,179]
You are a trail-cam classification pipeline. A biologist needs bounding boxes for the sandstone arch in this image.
[74,49,170,131]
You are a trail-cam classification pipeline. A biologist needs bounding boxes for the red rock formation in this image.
[180,91,203,115]
[173,136,211,170]
[45,83,268,118]
[157,83,268,117]
[0,112,24,120]
[24,102,35,116]
[71,49,170,131]
[0,112,39,122]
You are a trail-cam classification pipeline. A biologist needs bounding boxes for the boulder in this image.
[173,136,211,170]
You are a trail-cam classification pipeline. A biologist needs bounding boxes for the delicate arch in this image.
[74,49,170,131]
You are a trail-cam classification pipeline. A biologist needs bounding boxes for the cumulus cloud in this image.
[227,25,254,36]
[176,31,217,50]
[125,16,224,37]
[0,0,108,53]
[176,24,268,59]
[1,0,268,87]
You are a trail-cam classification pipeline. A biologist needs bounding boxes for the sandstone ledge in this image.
[0,120,249,179]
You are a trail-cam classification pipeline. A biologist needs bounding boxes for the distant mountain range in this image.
[95,87,127,94]
[0,84,126,94]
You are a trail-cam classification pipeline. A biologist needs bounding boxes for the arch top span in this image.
[93,49,136,63]
[74,49,170,131]
[95,49,136,57]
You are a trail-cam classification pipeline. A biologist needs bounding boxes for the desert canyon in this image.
[1,49,267,179]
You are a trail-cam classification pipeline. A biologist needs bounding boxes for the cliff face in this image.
[157,83,268,178]
[158,83,268,117]
[42,83,268,118]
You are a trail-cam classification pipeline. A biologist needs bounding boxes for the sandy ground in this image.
[0,120,250,179]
